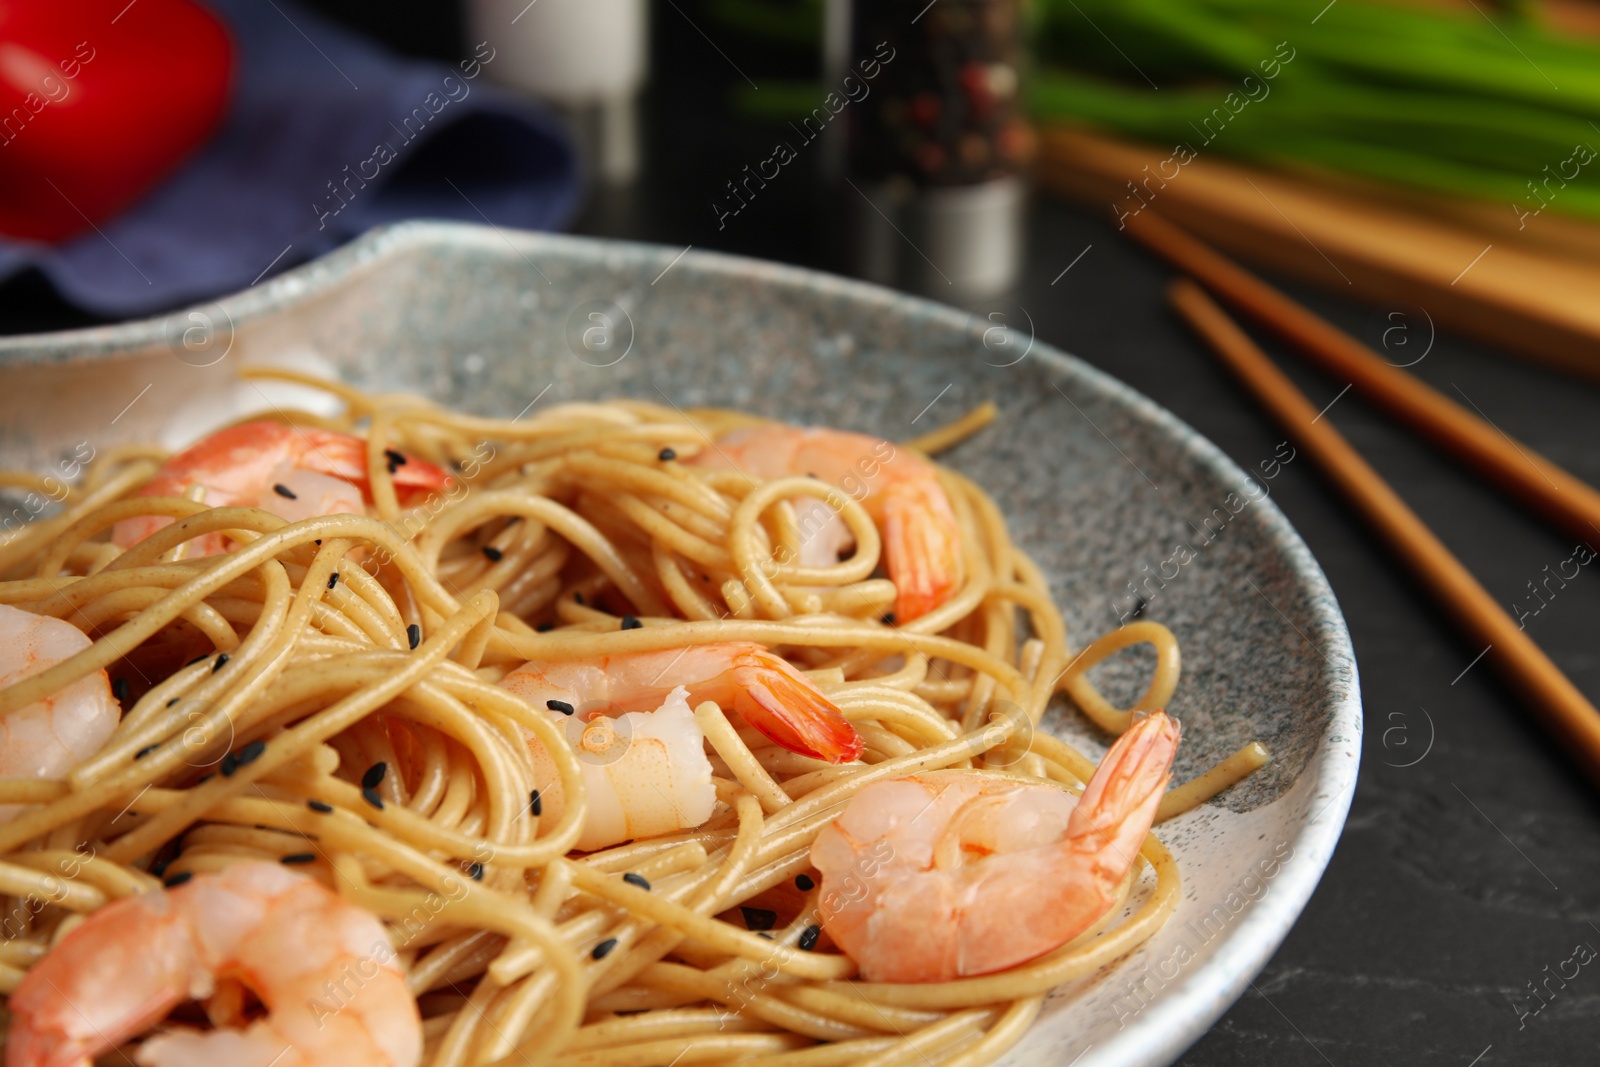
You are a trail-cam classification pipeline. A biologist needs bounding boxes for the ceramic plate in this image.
[0,223,1360,1067]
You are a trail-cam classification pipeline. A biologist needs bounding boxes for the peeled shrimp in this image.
[514,684,716,852]
[691,424,962,622]
[111,420,451,555]
[0,604,118,817]
[501,642,862,764]
[811,710,1180,982]
[6,861,420,1067]
[501,644,861,851]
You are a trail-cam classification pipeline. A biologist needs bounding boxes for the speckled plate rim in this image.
[0,221,1362,1067]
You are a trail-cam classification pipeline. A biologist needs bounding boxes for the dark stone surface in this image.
[2,2,1596,1062]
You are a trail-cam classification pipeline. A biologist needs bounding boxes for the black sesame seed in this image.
[482,545,503,562]
[536,622,554,633]
[758,932,774,940]
[307,800,334,813]
[327,572,340,590]
[362,762,387,790]
[546,699,575,716]
[385,449,407,472]
[798,925,821,951]
[211,653,229,673]
[658,447,677,462]
[280,852,317,865]
[623,873,651,891]
[167,699,179,707]
[795,874,815,891]
[314,539,322,546]
[574,592,585,606]
[407,623,421,649]
[361,787,384,810]
[111,678,129,702]
[592,938,618,960]
[135,744,159,760]
[468,862,484,880]
[273,483,298,500]
[880,612,896,626]
[529,789,542,816]
[163,872,193,888]
[740,907,778,932]
[219,753,239,777]
[620,615,642,631]
[235,740,266,766]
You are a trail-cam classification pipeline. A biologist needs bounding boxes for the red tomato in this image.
[0,0,233,243]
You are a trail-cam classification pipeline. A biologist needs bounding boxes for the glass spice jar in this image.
[842,0,1031,296]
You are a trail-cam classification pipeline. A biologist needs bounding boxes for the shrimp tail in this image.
[1067,710,1180,859]
[385,451,453,500]
[294,428,453,504]
[730,649,864,764]
[881,481,963,622]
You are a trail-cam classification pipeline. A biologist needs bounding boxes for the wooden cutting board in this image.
[1036,125,1600,381]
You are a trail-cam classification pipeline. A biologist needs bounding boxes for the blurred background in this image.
[5,0,1600,373]
[4,3,1600,1065]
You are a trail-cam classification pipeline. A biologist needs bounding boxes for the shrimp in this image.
[111,420,452,555]
[0,604,119,819]
[6,861,420,1067]
[811,710,1180,982]
[501,642,862,764]
[515,684,717,852]
[499,644,859,850]
[691,424,963,622]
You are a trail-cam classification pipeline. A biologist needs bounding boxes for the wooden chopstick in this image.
[1168,279,1600,786]
[1125,209,1600,551]
[1036,127,1600,380]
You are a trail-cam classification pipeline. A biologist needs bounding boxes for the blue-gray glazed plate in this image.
[0,223,1360,1067]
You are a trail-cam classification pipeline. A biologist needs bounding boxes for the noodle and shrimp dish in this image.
[0,369,1268,1067]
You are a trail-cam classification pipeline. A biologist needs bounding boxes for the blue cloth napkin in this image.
[0,0,580,318]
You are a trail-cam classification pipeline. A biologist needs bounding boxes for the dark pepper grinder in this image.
[838,0,1030,298]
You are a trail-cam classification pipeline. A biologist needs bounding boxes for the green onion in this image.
[1032,0,1600,220]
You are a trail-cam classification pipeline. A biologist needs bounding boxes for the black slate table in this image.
[3,4,1597,1062]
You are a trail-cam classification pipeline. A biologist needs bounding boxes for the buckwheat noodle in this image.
[0,369,1268,1066]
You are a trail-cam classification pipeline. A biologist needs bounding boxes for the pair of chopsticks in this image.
[1121,210,1600,785]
